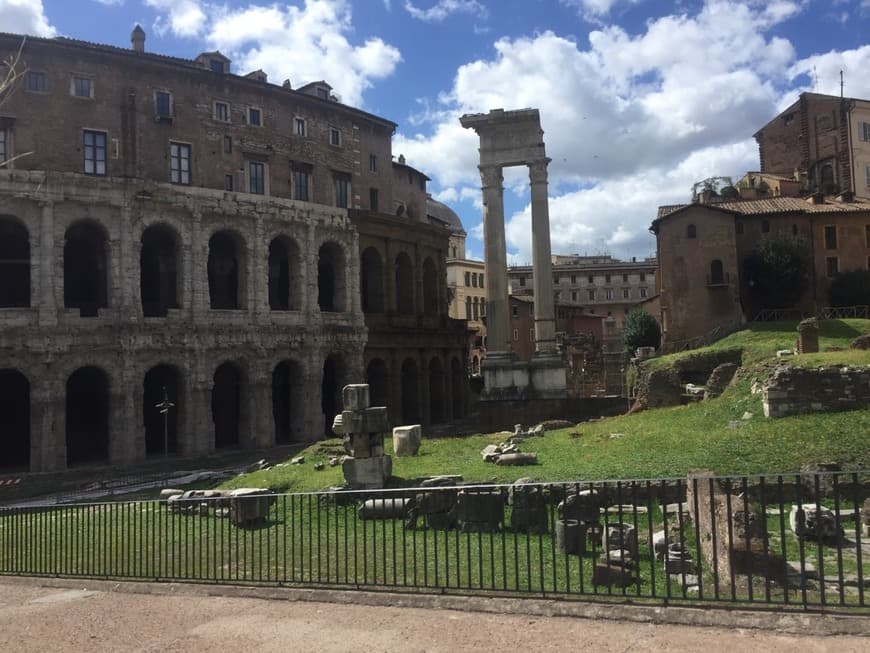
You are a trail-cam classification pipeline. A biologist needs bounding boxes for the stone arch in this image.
[451,357,465,419]
[66,366,110,466]
[0,369,30,471]
[360,246,385,313]
[428,357,446,424]
[143,364,181,456]
[321,353,346,435]
[268,236,301,311]
[710,259,724,284]
[140,224,181,317]
[365,358,389,409]
[213,361,243,448]
[272,359,304,444]
[318,241,346,312]
[400,358,420,424]
[0,216,30,308]
[422,256,438,315]
[395,252,414,314]
[208,230,246,309]
[64,220,108,317]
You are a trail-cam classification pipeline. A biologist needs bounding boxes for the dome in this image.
[426,197,465,234]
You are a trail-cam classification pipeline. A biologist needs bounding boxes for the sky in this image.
[5,0,870,263]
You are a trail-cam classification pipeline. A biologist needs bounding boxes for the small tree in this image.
[828,269,870,307]
[743,234,810,309]
[622,309,661,352]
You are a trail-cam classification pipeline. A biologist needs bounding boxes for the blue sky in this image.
[6,0,870,262]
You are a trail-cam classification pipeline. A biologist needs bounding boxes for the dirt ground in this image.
[0,581,866,652]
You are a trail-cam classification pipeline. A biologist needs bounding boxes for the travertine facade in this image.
[0,29,468,473]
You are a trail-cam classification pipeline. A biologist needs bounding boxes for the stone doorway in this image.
[0,369,30,471]
[64,221,108,317]
[66,366,109,466]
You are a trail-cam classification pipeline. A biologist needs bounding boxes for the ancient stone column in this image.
[529,159,557,354]
[480,164,509,354]
[38,201,56,326]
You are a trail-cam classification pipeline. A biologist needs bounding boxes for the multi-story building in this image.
[754,92,870,199]
[444,209,487,374]
[0,28,468,473]
[508,255,658,330]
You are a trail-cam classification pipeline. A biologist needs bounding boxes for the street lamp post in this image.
[155,386,175,458]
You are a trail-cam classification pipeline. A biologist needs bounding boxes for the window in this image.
[605,274,611,283]
[464,271,470,286]
[866,166,870,189]
[294,117,306,136]
[481,300,486,317]
[25,71,46,92]
[640,272,646,282]
[824,225,837,249]
[210,59,225,74]
[333,172,350,208]
[316,87,330,100]
[605,289,613,300]
[826,256,839,277]
[214,101,230,122]
[223,135,232,154]
[72,76,93,98]
[369,188,378,212]
[465,297,471,320]
[761,220,770,233]
[369,154,377,172]
[587,290,595,301]
[687,224,696,238]
[863,122,870,142]
[622,274,628,282]
[224,174,233,191]
[587,275,593,283]
[513,328,518,341]
[471,274,478,288]
[292,162,312,202]
[554,276,560,285]
[571,291,577,301]
[528,305,533,317]
[329,127,341,146]
[247,107,262,126]
[511,305,518,317]
[480,273,484,286]
[623,289,629,299]
[640,288,647,298]
[709,259,724,285]
[473,300,479,320]
[248,161,265,194]
[0,128,7,164]
[169,142,191,185]
[571,275,576,284]
[82,130,106,175]
[155,91,172,117]
[529,328,535,342]
[519,276,525,287]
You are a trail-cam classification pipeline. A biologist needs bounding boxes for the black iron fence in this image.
[1,472,867,610]
[752,305,870,322]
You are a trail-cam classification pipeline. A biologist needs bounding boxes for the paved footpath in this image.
[0,580,866,652]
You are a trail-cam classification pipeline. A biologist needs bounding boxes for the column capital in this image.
[528,158,551,184]
[479,164,503,189]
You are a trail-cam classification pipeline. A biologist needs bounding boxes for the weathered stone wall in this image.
[634,348,743,409]
[763,364,870,418]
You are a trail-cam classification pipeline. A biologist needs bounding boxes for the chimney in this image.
[131,24,145,53]
[398,154,406,165]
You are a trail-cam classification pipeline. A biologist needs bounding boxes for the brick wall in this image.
[763,365,870,417]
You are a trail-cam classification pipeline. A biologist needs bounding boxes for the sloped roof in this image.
[656,196,870,221]
[426,196,465,234]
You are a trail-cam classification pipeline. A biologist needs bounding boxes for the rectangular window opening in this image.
[824,225,837,249]
[169,142,191,185]
[214,101,230,122]
[82,129,106,175]
[248,161,265,194]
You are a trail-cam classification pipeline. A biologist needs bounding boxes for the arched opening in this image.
[0,369,30,471]
[686,224,696,239]
[64,221,108,317]
[140,224,180,317]
[710,259,724,285]
[143,364,180,456]
[321,354,344,435]
[428,357,446,424]
[395,252,414,314]
[208,230,243,309]
[451,357,465,419]
[212,362,242,448]
[360,247,385,313]
[268,236,301,311]
[318,242,346,312]
[423,257,438,315]
[0,218,30,308]
[272,360,304,444]
[400,358,420,424]
[365,358,389,409]
[66,366,109,466]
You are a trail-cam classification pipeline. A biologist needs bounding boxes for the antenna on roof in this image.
[840,70,844,98]
[812,65,818,91]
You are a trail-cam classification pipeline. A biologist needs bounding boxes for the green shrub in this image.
[828,269,870,307]
[623,309,661,352]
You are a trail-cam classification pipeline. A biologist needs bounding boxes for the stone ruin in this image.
[332,384,392,490]
[160,487,276,526]
[796,317,819,354]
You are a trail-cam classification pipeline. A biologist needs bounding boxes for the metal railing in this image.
[752,306,870,322]
[1,472,867,610]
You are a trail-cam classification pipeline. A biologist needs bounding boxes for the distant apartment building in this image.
[754,92,870,199]
[508,255,658,330]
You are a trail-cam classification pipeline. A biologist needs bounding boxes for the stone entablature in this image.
[763,365,870,418]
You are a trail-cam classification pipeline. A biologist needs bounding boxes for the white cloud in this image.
[146,0,207,38]
[404,0,488,22]
[93,0,124,6]
[0,0,56,36]
[788,44,870,99]
[396,0,806,259]
[560,0,640,20]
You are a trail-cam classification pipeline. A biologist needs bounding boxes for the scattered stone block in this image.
[558,490,600,524]
[509,481,549,534]
[456,490,504,533]
[652,530,668,559]
[592,563,636,588]
[313,462,324,471]
[358,497,410,520]
[604,549,635,567]
[850,334,870,350]
[227,488,275,526]
[342,456,392,490]
[602,522,638,557]
[495,452,537,466]
[291,456,304,465]
[789,504,843,541]
[664,543,695,575]
[342,384,370,411]
[796,318,819,354]
[555,519,585,555]
[159,488,184,504]
[419,475,462,487]
[392,424,422,457]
